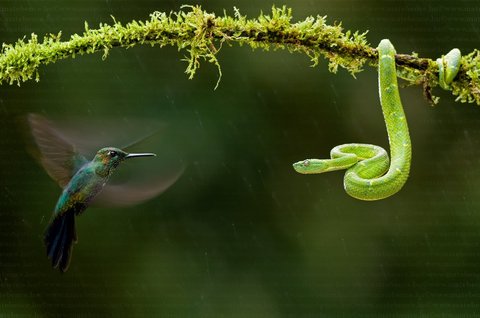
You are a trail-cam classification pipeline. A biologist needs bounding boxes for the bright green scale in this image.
[293,39,461,201]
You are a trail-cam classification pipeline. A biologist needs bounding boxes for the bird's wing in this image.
[94,165,185,207]
[27,114,88,188]
[48,117,166,157]
[121,129,159,153]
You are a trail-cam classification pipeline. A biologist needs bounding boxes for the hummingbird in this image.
[27,114,183,272]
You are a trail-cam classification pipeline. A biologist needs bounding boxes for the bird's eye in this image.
[108,151,117,157]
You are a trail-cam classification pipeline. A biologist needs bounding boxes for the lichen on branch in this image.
[1,5,480,104]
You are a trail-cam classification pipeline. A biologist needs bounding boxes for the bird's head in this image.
[94,147,156,176]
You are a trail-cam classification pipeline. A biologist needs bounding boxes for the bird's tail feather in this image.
[44,211,77,272]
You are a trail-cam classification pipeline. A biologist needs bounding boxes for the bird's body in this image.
[54,163,106,216]
[52,147,130,218]
[27,114,183,272]
[43,147,156,271]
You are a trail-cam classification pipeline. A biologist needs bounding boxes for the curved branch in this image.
[0,5,478,104]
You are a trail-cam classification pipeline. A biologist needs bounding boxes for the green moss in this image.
[0,5,477,105]
[448,49,480,104]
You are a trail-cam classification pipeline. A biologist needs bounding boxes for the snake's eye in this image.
[303,160,310,166]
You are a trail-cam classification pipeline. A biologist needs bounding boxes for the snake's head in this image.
[293,159,328,174]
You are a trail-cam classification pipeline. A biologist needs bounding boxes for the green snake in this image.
[293,39,461,201]
[437,48,461,90]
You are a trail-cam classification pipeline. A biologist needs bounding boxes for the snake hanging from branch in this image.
[293,39,461,201]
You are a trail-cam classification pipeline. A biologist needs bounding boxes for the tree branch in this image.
[1,5,479,104]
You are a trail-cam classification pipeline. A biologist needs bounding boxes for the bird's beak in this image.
[125,152,156,159]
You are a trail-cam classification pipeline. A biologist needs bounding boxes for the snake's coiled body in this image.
[293,40,462,200]
[293,39,411,201]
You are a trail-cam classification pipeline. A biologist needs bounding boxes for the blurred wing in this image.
[122,129,159,153]
[94,166,185,207]
[28,114,88,188]
[52,117,166,157]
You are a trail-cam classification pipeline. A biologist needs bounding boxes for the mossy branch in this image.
[1,5,480,104]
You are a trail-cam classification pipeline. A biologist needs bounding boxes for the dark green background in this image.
[2,0,480,317]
